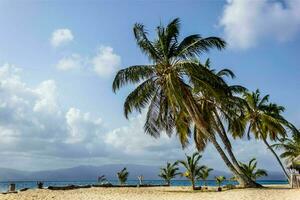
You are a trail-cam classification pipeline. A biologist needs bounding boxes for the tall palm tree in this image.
[242,90,298,180]
[158,162,180,186]
[178,152,205,190]
[198,166,213,186]
[194,58,249,177]
[117,168,129,185]
[239,158,268,181]
[112,18,259,187]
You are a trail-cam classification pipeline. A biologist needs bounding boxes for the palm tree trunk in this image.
[181,93,261,188]
[261,136,290,181]
[213,112,247,175]
[207,131,261,187]
[191,178,195,190]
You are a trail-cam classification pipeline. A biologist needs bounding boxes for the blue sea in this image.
[0,180,288,192]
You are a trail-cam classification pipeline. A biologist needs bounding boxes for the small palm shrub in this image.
[178,152,206,190]
[215,176,226,191]
[239,158,268,181]
[198,167,213,188]
[97,175,107,184]
[117,168,129,185]
[158,162,180,186]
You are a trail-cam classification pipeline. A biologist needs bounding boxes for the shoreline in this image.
[0,181,290,193]
[1,184,298,200]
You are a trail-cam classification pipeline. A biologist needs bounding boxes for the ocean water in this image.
[0,180,288,192]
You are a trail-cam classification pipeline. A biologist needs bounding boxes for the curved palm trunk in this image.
[217,128,243,172]
[181,93,261,188]
[261,136,290,181]
[207,131,260,187]
[214,112,242,167]
[213,112,248,175]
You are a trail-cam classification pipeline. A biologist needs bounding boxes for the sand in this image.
[0,185,299,200]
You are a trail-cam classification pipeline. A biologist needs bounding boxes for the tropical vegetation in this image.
[112,17,299,188]
[239,158,268,181]
[198,167,213,186]
[178,152,206,190]
[97,175,107,184]
[112,17,260,188]
[117,168,129,185]
[158,162,180,186]
[215,176,226,191]
[193,58,252,185]
[241,90,298,181]
[273,133,300,173]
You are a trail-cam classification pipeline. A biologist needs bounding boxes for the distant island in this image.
[0,164,285,182]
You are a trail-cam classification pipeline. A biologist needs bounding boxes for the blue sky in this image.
[0,0,299,172]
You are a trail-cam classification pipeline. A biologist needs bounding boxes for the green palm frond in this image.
[272,134,300,162]
[198,167,213,185]
[216,68,235,79]
[158,161,180,185]
[124,78,157,118]
[133,24,161,61]
[215,176,226,187]
[112,65,155,92]
[175,111,192,148]
[242,90,295,141]
[113,18,229,154]
[177,35,226,59]
[255,169,268,179]
[117,168,129,185]
[193,126,209,151]
[178,152,207,186]
[239,158,267,181]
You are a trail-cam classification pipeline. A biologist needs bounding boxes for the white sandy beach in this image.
[0,185,299,200]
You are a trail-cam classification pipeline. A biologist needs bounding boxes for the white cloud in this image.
[66,108,103,144]
[55,46,121,78]
[105,114,181,156]
[51,29,74,47]
[0,63,105,159]
[91,46,121,78]
[0,63,182,169]
[33,80,60,115]
[219,0,300,49]
[0,63,286,171]
[56,54,82,71]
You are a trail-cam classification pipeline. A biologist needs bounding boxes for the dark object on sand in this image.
[20,188,30,192]
[48,183,169,190]
[194,186,202,190]
[48,185,92,190]
[92,184,167,188]
[92,183,113,187]
[37,181,44,189]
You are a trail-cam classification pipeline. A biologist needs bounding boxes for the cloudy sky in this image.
[0,0,299,172]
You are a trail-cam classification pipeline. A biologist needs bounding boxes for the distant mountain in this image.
[0,164,285,181]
